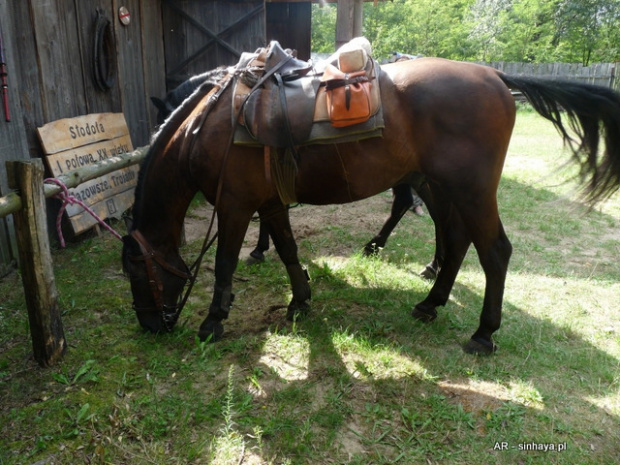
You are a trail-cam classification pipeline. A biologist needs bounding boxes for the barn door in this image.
[161,0,265,87]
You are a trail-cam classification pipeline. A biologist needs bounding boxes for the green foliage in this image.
[312,0,620,64]
[52,359,99,386]
[311,4,337,53]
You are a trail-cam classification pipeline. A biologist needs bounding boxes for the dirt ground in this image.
[182,192,411,260]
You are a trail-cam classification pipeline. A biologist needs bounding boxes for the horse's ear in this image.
[122,212,134,231]
[150,96,167,113]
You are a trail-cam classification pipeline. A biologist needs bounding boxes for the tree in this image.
[311,0,620,64]
[466,0,512,61]
[499,0,556,62]
[551,0,620,64]
[311,4,338,54]
[363,0,473,61]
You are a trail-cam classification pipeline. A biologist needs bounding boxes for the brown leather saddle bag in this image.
[322,64,372,128]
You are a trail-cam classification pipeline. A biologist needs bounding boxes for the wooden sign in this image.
[37,113,138,234]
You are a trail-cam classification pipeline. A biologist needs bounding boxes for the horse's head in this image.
[122,230,191,333]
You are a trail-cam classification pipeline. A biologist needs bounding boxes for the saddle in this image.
[231,39,384,204]
[233,38,383,148]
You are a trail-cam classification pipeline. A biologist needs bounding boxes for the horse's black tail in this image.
[499,73,620,203]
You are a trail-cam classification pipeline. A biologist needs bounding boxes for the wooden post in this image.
[336,0,354,49]
[353,0,363,38]
[7,159,66,367]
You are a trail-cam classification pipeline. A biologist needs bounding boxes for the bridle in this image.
[128,230,195,332]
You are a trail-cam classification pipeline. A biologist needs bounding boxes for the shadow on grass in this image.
[188,174,620,463]
[219,257,619,463]
[1,175,618,464]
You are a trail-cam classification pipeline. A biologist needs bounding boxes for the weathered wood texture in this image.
[486,62,618,89]
[1,146,150,220]
[161,0,266,86]
[7,159,66,367]
[336,0,363,49]
[37,113,137,234]
[0,0,166,270]
[266,2,312,60]
[0,0,32,275]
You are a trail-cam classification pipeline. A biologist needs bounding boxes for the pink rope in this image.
[44,178,123,248]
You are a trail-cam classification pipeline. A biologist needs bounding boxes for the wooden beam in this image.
[265,0,385,3]
[7,159,66,367]
[0,145,149,220]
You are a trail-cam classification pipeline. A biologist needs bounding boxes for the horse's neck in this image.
[135,155,196,250]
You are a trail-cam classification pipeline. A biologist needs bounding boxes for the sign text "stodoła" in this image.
[69,121,105,139]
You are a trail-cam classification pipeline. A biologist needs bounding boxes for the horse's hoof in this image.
[463,337,497,355]
[419,265,437,280]
[286,300,311,321]
[247,249,265,264]
[198,320,224,342]
[412,305,437,323]
[362,243,380,257]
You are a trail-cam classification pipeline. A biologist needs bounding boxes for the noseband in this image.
[128,230,193,331]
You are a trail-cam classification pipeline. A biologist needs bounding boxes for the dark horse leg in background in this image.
[252,176,441,269]
[364,176,444,279]
[249,217,273,262]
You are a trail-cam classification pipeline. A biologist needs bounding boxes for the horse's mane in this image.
[167,67,229,108]
[131,67,231,229]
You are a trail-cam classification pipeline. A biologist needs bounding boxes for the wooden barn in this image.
[0,0,322,276]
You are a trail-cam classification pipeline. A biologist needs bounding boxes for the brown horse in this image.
[123,57,620,354]
[151,69,439,272]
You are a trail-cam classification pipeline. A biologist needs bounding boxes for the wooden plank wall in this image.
[0,0,166,273]
[266,2,312,60]
[0,0,37,275]
[161,0,266,86]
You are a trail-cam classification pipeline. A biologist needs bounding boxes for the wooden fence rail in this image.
[485,61,618,91]
[1,145,148,367]
[0,146,149,219]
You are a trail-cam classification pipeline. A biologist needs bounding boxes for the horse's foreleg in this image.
[260,204,311,320]
[198,209,252,342]
[363,183,413,255]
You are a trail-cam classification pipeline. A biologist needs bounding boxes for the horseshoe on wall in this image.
[93,9,117,91]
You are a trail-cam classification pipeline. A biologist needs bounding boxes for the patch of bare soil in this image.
[181,194,416,342]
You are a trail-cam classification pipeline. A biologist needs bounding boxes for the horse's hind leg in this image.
[465,216,512,354]
[259,204,312,320]
[414,185,512,354]
[412,190,471,323]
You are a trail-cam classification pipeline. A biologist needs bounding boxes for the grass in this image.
[1,109,620,464]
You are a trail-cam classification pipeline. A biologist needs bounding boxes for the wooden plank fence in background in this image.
[485,62,618,90]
